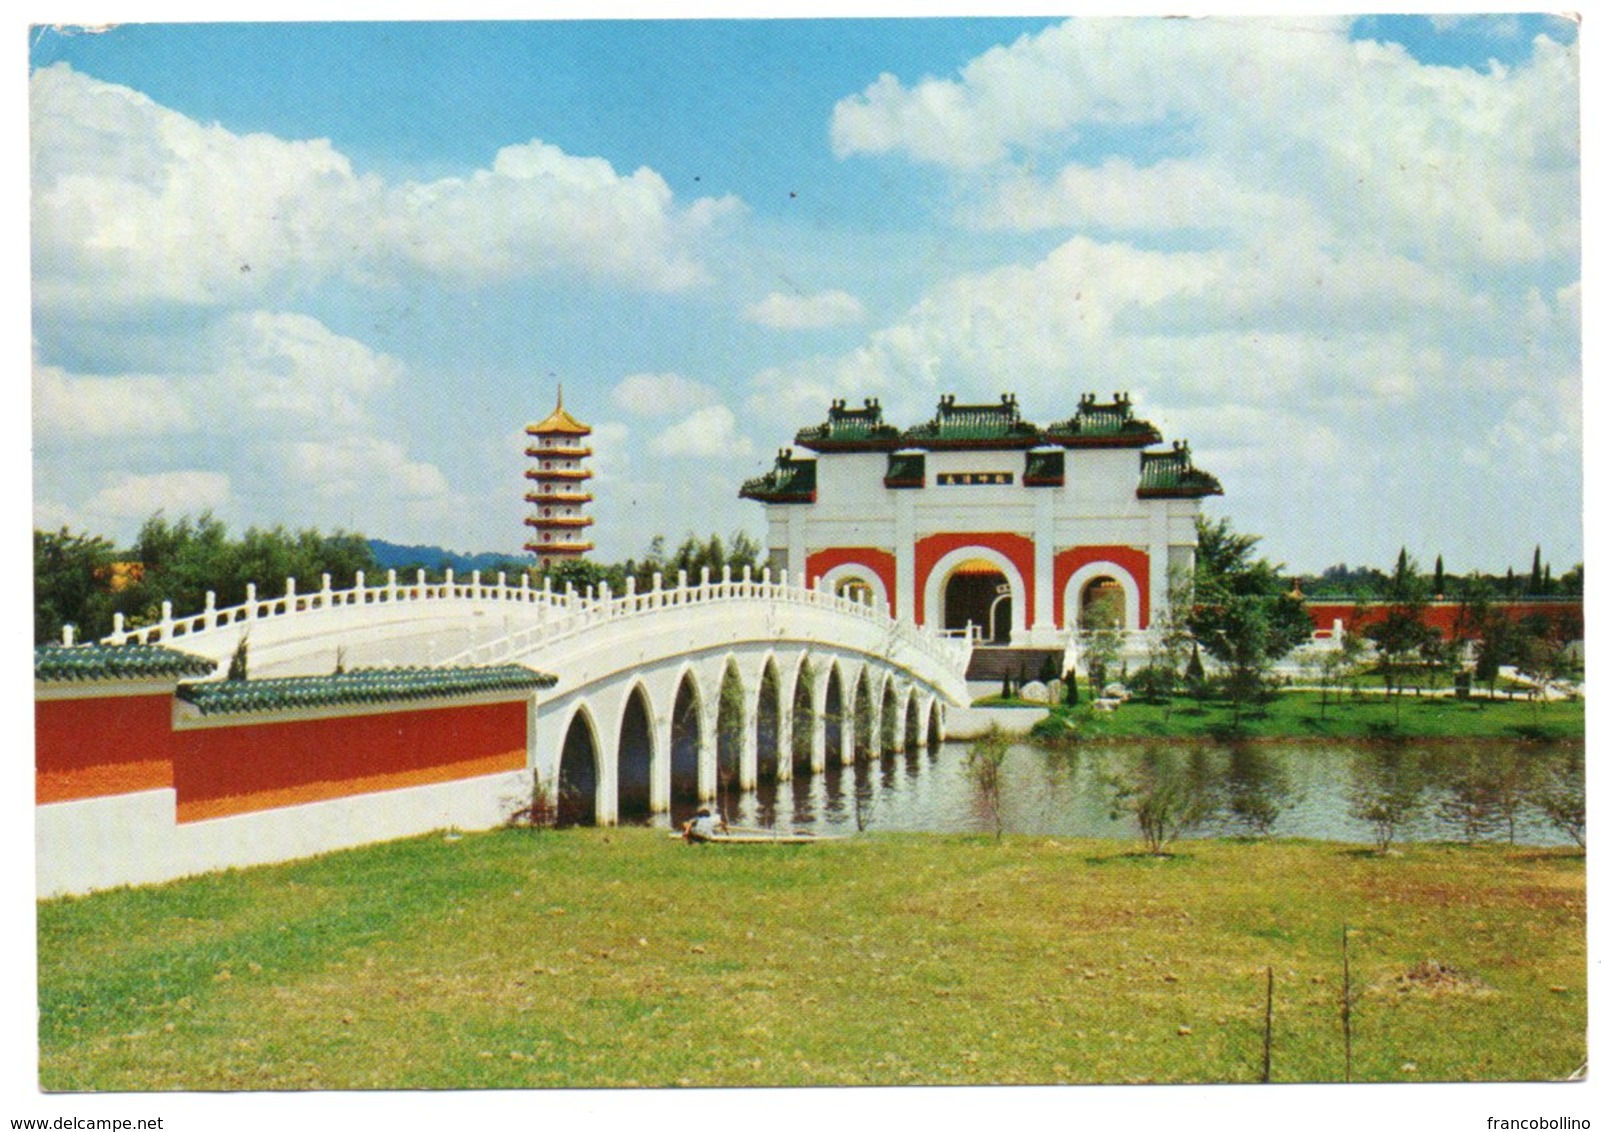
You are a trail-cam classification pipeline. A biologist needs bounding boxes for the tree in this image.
[1188,517,1314,725]
[965,724,1013,841]
[1530,746,1584,849]
[1530,545,1543,595]
[34,527,118,644]
[1433,554,1445,597]
[1104,744,1219,855]
[1346,746,1426,854]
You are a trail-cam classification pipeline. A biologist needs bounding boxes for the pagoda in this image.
[524,387,594,565]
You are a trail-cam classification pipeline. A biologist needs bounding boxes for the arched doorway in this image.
[670,676,702,812]
[617,686,653,819]
[941,558,1013,644]
[834,576,876,606]
[556,710,598,827]
[1080,576,1128,630]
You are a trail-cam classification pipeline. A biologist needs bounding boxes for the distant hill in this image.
[368,539,535,576]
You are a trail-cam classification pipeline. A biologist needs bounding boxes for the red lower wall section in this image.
[36,693,175,803]
[1054,546,1151,629]
[805,547,898,617]
[1305,600,1584,640]
[172,701,528,823]
[913,532,1036,626]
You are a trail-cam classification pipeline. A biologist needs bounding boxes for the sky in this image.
[28,14,1582,578]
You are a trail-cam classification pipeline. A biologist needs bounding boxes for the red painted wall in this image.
[1305,600,1583,641]
[36,692,175,803]
[913,532,1036,627]
[172,701,528,822]
[805,547,898,617]
[1054,546,1152,629]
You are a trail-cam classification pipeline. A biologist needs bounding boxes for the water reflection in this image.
[645,737,1583,846]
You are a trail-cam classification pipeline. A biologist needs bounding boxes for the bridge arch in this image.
[713,658,748,801]
[616,681,656,820]
[879,679,901,753]
[789,652,820,776]
[756,655,785,783]
[821,660,847,769]
[852,667,878,762]
[556,704,601,827]
[669,667,708,812]
[904,687,922,753]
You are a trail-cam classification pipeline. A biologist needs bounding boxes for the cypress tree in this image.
[1531,546,1543,594]
[1433,555,1445,596]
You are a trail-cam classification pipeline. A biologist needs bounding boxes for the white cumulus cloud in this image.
[649,404,754,459]
[743,289,866,329]
[609,373,720,414]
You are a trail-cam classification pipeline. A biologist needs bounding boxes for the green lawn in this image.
[38,828,1585,1089]
[1022,690,1584,743]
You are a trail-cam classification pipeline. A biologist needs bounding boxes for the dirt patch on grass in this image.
[1378,959,1494,998]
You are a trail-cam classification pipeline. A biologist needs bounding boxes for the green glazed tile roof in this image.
[794,398,902,452]
[176,665,556,717]
[901,393,1043,449]
[1047,392,1163,448]
[1138,442,1224,498]
[738,449,817,504]
[35,642,218,683]
[883,451,925,488]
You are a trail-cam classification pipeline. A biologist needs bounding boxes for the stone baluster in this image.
[112,612,125,642]
[471,569,482,598]
[354,571,366,604]
[321,574,333,607]
[245,583,258,620]
[160,600,174,639]
[61,624,75,646]
[444,567,455,596]
[284,575,297,614]
[204,591,217,631]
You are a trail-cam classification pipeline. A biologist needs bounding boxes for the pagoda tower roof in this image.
[526,386,591,436]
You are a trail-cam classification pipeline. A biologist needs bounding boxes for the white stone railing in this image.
[445,565,974,677]
[101,567,559,647]
[101,564,974,685]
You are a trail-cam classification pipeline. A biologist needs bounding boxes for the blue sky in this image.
[29,14,1581,576]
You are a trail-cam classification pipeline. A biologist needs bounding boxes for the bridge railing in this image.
[101,568,565,647]
[445,565,974,676]
[99,564,973,677]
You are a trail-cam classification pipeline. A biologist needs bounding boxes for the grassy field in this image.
[1012,690,1585,742]
[38,828,1584,1089]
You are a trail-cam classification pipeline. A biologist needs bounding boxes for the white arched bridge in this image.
[105,566,975,825]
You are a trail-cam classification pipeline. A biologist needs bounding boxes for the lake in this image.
[648,736,1583,847]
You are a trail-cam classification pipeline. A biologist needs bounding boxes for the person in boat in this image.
[683,806,724,843]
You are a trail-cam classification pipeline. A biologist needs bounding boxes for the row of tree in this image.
[1296,545,1581,600]
[34,516,771,645]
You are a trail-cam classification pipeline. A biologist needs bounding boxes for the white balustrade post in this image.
[471,570,482,597]
[625,575,636,597]
[160,600,174,638]
[284,576,297,611]
[387,569,398,601]
[652,571,663,592]
[699,566,709,588]
[61,624,75,646]
[204,591,217,630]
[445,568,455,592]
[112,612,125,641]
[321,574,333,600]
[354,571,366,603]
[677,570,688,592]
[245,584,258,620]
[780,568,790,589]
